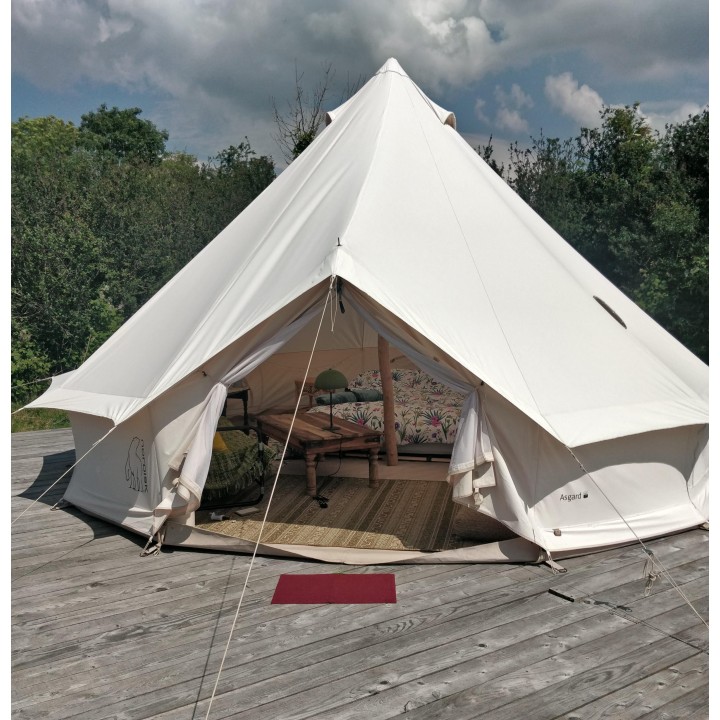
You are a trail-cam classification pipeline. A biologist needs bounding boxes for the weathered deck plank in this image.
[553,651,708,720]
[11,429,709,720]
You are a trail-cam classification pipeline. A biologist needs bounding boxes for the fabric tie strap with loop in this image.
[642,548,661,596]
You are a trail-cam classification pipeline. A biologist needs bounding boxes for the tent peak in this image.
[326,58,457,130]
[375,58,408,77]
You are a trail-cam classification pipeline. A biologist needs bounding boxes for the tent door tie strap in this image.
[540,549,566,574]
[544,558,567,574]
[642,548,661,596]
[140,528,165,557]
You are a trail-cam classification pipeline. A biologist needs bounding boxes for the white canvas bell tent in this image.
[27,58,708,564]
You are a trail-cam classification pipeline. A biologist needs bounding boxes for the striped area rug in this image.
[195,475,462,552]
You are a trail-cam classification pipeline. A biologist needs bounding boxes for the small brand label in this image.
[560,492,589,502]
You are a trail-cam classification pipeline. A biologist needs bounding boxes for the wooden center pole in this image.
[378,335,398,465]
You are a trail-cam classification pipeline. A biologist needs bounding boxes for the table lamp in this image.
[314,368,348,431]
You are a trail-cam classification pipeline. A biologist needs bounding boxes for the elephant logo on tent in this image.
[125,437,148,493]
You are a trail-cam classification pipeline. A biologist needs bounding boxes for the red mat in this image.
[271,573,396,604]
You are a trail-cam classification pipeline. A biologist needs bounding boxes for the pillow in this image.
[352,388,383,402]
[315,391,356,405]
[350,368,414,389]
[349,369,382,389]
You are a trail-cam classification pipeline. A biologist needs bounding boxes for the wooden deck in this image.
[11,429,710,719]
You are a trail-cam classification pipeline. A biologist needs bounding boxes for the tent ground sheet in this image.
[194,474,515,552]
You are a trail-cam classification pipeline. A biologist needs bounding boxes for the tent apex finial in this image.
[378,58,407,77]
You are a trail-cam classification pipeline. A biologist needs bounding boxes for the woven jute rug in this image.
[195,475,515,552]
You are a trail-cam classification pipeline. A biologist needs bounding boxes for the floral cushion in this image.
[349,369,455,392]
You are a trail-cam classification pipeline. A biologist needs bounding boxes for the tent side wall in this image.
[60,288,333,534]
[65,411,163,537]
[470,387,709,554]
[63,363,223,536]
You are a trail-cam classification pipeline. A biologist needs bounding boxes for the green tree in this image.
[636,110,709,359]
[480,105,709,361]
[272,64,334,163]
[663,109,708,230]
[505,133,589,254]
[79,104,169,164]
[271,63,364,162]
[11,109,277,406]
[477,136,505,177]
[11,116,121,400]
[205,140,276,229]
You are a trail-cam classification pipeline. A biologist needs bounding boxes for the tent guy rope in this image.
[202,276,336,720]
[11,375,55,394]
[11,426,117,526]
[562,445,709,631]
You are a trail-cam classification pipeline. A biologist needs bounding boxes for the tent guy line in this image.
[10,425,117,527]
[541,429,710,629]
[202,276,336,720]
[11,374,56,397]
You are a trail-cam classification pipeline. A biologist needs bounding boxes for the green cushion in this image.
[203,418,275,502]
[315,391,356,405]
[352,388,383,402]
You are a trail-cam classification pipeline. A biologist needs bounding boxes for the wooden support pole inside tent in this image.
[378,335,398,465]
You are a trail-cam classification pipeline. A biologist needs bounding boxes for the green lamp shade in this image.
[314,368,348,391]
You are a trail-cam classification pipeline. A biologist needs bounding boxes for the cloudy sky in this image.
[10,0,709,166]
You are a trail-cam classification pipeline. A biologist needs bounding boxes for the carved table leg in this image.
[305,453,318,496]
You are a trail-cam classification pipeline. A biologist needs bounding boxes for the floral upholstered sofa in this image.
[307,369,465,445]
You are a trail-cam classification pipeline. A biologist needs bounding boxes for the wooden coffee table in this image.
[256,413,383,496]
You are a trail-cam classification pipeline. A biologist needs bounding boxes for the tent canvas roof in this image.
[29,58,708,448]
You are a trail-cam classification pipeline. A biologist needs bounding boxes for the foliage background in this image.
[480,105,708,363]
[11,106,275,418]
[11,102,708,428]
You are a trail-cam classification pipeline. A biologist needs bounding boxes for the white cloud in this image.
[10,0,708,159]
[639,101,706,133]
[545,72,604,128]
[13,1,707,94]
[474,98,490,124]
[495,83,533,110]
[495,106,529,134]
[489,83,533,133]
